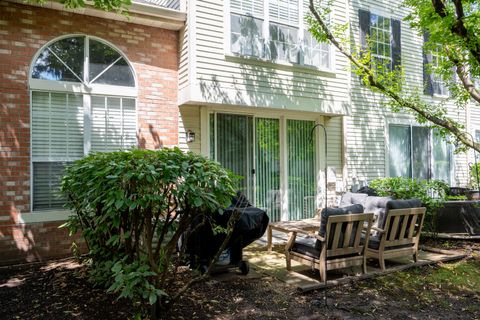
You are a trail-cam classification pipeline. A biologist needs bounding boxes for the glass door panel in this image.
[287,119,316,220]
[255,118,281,222]
[215,113,254,201]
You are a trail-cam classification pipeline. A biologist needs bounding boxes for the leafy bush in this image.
[469,162,480,190]
[61,148,237,317]
[369,177,449,232]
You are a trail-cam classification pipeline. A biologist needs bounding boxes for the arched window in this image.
[29,35,138,211]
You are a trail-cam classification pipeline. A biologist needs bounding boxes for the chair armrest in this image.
[288,228,325,244]
[288,228,325,241]
[371,226,385,234]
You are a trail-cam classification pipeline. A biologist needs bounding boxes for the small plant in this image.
[469,163,480,190]
[61,148,237,318]
[445,195,468,201]
[369,177,449,232]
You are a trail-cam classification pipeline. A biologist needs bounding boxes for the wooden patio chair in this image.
[285,212,374,281]
[366,200,426,270]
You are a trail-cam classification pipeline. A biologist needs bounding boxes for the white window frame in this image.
[431,45,450,97]
[29,34,139,212]
[369,13,392,71]
[225,0,334,71]
[203,106,324,221]
[385,119,453,183]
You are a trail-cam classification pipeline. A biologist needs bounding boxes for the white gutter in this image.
[7,0,186,30]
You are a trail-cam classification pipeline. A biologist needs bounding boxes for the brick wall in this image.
[0,1,179,265]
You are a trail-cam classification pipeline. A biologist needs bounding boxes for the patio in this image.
[245,231,467,292]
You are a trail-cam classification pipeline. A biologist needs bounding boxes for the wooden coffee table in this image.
[266,218,320,251]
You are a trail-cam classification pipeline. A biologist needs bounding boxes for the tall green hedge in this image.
[369,177,448,232]
[61,148,237,317]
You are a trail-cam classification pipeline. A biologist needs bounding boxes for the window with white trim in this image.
[30,35,137,211]
[370,14,392,70]
[430,45,449,96]
[388,124,452,183]
[229,0,332,69]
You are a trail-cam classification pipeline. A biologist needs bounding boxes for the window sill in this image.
[224,53,337,77]
[432,93,450,99]
[19,210,74,224]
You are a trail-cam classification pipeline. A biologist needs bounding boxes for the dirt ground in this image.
[0,238,479,320]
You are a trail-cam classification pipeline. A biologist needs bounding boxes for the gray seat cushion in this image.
[292,235,364,260]
[291,236,319,258]
[339,192,368,208]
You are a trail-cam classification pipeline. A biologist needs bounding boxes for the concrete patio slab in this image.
[243,242,467,292]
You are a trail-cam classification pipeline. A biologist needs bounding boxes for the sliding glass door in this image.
[255,118,281,222]
[211,113,317,222]
[287,120,317,220]
[214,113,254,201]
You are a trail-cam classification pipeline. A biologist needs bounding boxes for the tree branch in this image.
[309,0,480,152]
[432,0,480,65]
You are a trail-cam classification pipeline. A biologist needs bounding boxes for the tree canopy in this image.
[308,0,480,152]
[27,0,131,12]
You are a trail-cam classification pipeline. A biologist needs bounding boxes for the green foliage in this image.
[469,162,480,189]
[307,0,480,153]
[445,195,468,201]
[369,177,449,232]
[26,0,132,13]
[61,148,237,314]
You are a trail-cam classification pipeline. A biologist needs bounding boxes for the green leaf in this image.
[148,291,157,305]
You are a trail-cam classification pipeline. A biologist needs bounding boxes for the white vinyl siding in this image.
[345,0,471,188]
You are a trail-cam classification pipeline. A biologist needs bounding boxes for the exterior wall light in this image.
[186,130,196,143]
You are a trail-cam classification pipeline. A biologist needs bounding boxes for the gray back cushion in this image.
[316,204,364,250]
[319,204,364,237]
[386,199,422,211]
[364,196,392,230]
[339,192,368,208]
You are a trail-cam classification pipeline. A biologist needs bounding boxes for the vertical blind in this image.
[255,118,281,222]
[31,91,84,210]
[389,125,412,178]
[91,96,136,152]
[287,119,316,220]
[32,92,136,210]
[389,124,451,183]
[215,114,254,201]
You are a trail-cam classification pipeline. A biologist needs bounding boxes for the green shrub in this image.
[369,177,449,232]
[61,148,237,317]
[469,162,480,190]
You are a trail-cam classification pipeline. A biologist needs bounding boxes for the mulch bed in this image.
[0,239,479,320]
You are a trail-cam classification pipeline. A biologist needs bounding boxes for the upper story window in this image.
[359,10,401,73]
[388,124,452,184]
[423,35,451,97]
[370,14,392,70]
[230,0,265,57]
[229,0,332,70]
[30,35,137,211]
